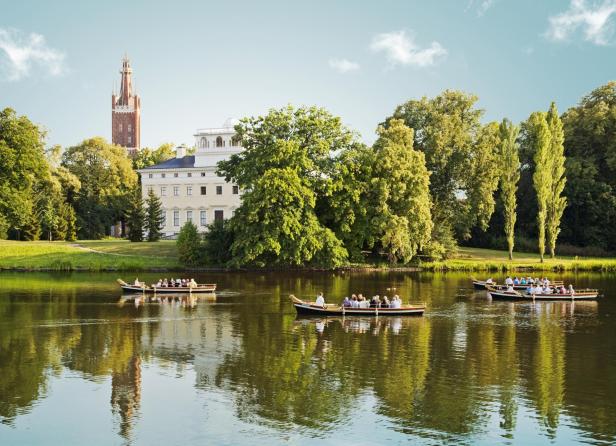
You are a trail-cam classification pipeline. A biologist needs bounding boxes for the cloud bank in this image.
[328,58,360,73]
[370,30,447,67]
[0,28,66,81]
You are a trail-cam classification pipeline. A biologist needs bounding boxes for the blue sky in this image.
[1,0,615,148]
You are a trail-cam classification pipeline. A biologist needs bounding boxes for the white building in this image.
[139,119,242,237]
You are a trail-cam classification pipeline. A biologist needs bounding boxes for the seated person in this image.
[381,296,390,308]
[342,296,351,307]
[513,277,520,285]
[315,293,325,307]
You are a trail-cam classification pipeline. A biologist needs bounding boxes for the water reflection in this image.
[0,271,615,445]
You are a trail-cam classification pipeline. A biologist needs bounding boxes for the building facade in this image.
[112,56,140,154]
[138,119,242,237]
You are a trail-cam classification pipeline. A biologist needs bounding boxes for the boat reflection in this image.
[118,293,217,309]
[294,315,414,335]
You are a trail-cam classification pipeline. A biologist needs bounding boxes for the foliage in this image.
[545,103,567,258]
[62,137,137,239]
[202,219,234,266]
[386,90,499,247]
[369,119,432,263]
[218,106,353,267]
[145,189,165,242]
[126,187,145,242]
[176,221,202,266]
[496,119,520,260]
[528,112,552,262]
[132,143,175,170]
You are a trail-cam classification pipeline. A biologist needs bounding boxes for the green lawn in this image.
[0,240,180,271]
[424,247,616,272]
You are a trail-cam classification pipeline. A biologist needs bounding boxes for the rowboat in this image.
[473,278,563,291]
[289,295,426,316]
[117,279,216,294]
[486,286,599,301]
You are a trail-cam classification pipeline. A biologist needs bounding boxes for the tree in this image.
[218,106,353,267]
[62,137,137,239]
[545,103,567,258]
[202,219,234,265]
[145,189,164,242]
[386,91,499,251]
[177,221,202,266]
[496,119,521,260]
[64,204,77,241]
[528,112,552,262]
[132,143,175,170]
[369,119,432,263]
[126,188,145,242]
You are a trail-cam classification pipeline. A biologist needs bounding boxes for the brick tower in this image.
[112,55,140,154]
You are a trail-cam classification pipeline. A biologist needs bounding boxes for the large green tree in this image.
[386,91,499,251]
[545,103,567,258]
[62,137,137,239]
[528,112,552,262]
[560,82,616,251]
[145,189,164,242]
[496,119,521,260]
[218,106,352,267]
[126,187,145,242]
[369,119,432,263]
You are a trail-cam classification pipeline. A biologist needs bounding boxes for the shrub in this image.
[177,221,202,266]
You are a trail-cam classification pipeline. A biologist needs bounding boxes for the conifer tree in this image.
[496,119,520,260]
[546,102,567,258]
[126,189,145,242]
[145,189,165,242]
[177,221,202,265]
[65,204,77,241]
[529,112,552,262]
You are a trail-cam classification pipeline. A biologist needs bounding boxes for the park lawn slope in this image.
[423,247,616,272]
[0,240,180,271]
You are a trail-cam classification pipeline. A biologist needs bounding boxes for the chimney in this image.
[176,145,186,158]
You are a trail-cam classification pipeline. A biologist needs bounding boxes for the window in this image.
[161,173,166,178]
[161,211,166,227]
[200,137,207,148]
[161,186,167,196]
[200,211,206,226]
[147,186,153,194]
[174,172,178,178]
[173,210,179,227]
[187,172,192,178]
[187,210,193,223]
[173,186,179,196]
[216,186,222,195]
[232,185,239,195]
[200,186,207,195]
[128,123,132,132]
[187,186,192,196]
[216,136,223,147]
[128,135,132,144]
[214,210,224,222]
[148,173,153,179]
[119,123,123,132]
[201,172,206,177]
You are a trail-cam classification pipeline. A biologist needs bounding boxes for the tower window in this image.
[128,123,132,132]
[128,135,131,144]
[216,186,222,195]
[119,123,123,132]
[216,136,223,147]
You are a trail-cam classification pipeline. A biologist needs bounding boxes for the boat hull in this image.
[290,295,425,316]
[118,280,216,294]
[487,289,598,301]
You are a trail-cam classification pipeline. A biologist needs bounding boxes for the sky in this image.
[1,0,615,148]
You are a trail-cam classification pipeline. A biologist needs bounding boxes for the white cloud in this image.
[466,0,496,17]
[370,30,447,68]
[0,28,66,81]
[546,0,616,45]
[328,58,360,73]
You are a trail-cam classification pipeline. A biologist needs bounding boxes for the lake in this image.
[0,271,615,445]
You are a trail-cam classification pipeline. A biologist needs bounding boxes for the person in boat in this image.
[520,277,527,285]
[391,295,400,309]
[544,277,551,287]
[342,296,351,307]
[381,296,390,308]
[506,284,515,292]
[133,278,142,286]
[155,279,162,287]
[315,292,325,307]
[189,278,197,288]
[568,284,575,295]
[350,296,358,308]
[513,277,520,285]
[542,285,552,294]
[505,276,513,286]
[485,278,494,285]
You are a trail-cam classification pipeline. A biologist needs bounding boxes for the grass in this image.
[0,240,181,271]
[422,247,616,272]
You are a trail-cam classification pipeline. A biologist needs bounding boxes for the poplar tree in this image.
[529,112,552,262]
[546,103,567,258]
[126,188,145,242]
[145,189,165,242]
[370,119,433,263]
[497,119,520,260]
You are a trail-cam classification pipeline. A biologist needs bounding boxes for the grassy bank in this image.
[422,247,616,272]
[0,240,181,271]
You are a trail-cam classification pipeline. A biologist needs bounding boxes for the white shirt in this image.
[505,277,513,285]
[315,295,325,307]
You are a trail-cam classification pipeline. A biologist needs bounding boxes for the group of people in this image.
[492,276,575,295]
[314,293,404,309]
[524,283,575,295]
[150,278,198,288]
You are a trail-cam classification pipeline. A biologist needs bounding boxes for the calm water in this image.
[0,271,615,445]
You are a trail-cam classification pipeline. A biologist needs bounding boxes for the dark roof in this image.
[142,155,195,170]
